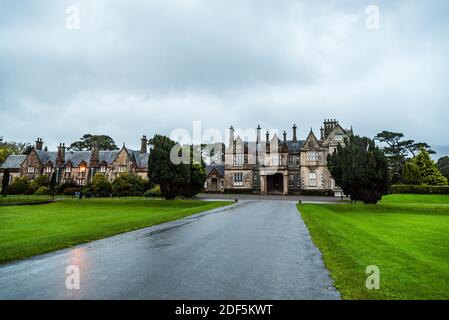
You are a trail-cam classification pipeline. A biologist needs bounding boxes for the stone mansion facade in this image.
[205,119,352,195]
[0,136,150,186]
[1,119,352,196]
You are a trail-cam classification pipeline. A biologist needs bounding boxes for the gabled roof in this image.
[206,164,225,177]
[132,151,149,168]
[0,155,27,169]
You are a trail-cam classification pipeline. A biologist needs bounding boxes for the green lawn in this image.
[298,194,449,300]
[0,199,232,264]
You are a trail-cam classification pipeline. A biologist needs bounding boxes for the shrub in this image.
[7,177,30,195]
[63,187,81,196]
[390,184,449,195]
[143,185,161,197]
[300,189,335,197]
[35,186,50,195]
[402,161,422,185]
[91,173,112,197]
[56,181,79,195]
[112,172,146,196]
[30,175,49,190]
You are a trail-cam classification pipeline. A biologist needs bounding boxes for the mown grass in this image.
[298,194,449,300]
[0,199,232,264]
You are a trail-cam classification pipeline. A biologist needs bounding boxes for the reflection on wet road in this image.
[0,201,339,299]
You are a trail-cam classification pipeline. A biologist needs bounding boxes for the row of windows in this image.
[27,165,124,174]
[232,152,321,166]
[232,172,319,188]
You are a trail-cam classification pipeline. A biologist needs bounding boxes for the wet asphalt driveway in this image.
[0,201,340,300]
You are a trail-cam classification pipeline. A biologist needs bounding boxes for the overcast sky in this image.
[1,0,448,152]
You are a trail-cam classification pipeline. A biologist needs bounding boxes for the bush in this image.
[300,189,335,197]
[91,173,112,197]
[112,172,146,196]
[390,184,449,195]
[56,181,79,195]
[35,186,50,195]
[63,187,81,196]
[143,185,161,197]
[30,175,49,190]
[7,177,30,195]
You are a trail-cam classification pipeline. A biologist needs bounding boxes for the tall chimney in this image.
[283,131,287,144]
[56,143,66,167]
[266,131,270,143]
[35,138,43,151]
[320,127,325,140]
[229,126,235,148]
[140,135,148,153]
[256,125,261,144]
[90,142,99,168]
[292,124,297,142]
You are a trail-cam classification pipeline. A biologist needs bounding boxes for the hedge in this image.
[300,189,335,197]
[390,184,449,195]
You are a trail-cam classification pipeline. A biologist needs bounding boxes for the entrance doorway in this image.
[267,173,284,194]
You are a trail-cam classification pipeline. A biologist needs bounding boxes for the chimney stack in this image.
[229,126,235,148]
[56,143,66,167]
[320,127,324,140]
[292,124,297,142]
[90,142,99,168]
[256,125,261,144]
[35,138,43,151]
[140,135,148,153]
[283,131,287,144]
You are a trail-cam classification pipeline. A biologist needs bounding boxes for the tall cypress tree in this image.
[327,135,391,204]
[1,169,10,197]
[412,149,448,186]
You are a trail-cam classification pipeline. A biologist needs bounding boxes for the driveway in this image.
[0,201,340,300]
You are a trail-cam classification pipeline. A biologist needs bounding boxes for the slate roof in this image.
[237,140,305,154]
[206,164,225,177]
[131,151,149,169]
[0,155,27,169]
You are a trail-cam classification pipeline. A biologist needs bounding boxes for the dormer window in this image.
[100,165,107,173]
[27,166,35,173]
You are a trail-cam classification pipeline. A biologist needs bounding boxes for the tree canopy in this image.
[327,135,391,204]
[411,149,448,186]
[374,131,435,183]
[68,134,118,151]
[148,135,206,199]
[0,140,32,165]
[437,156,449,181]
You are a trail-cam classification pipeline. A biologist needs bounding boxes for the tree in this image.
[1,169,10,197]
[412,149,448,186]
[7,177,31,195]
[148,135,190,199]
[68,134,118,151]
[30,175,49,191]
[402,161,422,185]
[437,156,449,181]
[0,141,32,165]
[374,131,435,183]
[91,173,112,197]
[328,135,391,204]
[111,172,145,196]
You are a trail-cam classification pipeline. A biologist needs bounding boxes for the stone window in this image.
[295,173,301,188]
[27,166,35,173]
[233,173,243,186]
[308,151,318,161]
[289,174,295,187]
[118,165,127,173]
[270,154,280,166]
[309,172,317,187]
[253,174,259,188]
[100,165,107,173]
[334,134,343,141]
[234,155,244,166]
[289,155,300,166]
[44,166,52,174]
[65,165,72,173]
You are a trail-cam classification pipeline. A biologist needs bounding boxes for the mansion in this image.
[0,136,150,186]
[205,119,352,195]
[1,119,352,196]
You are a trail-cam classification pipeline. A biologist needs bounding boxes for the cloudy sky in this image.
[1,0,448,152]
